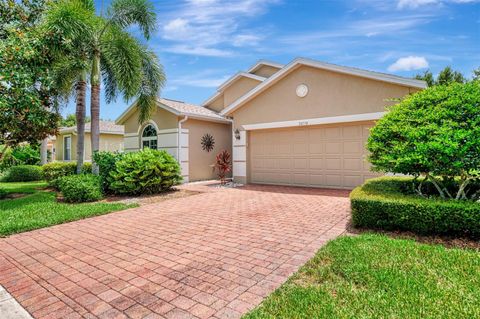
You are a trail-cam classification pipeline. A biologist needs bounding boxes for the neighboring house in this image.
[117,57,426,189]
[115,98,232,182]
[55,121,124,162]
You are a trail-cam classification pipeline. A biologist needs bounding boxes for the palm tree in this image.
[43,0,94,173]
[88,0,165,174]
[44,0,165,175]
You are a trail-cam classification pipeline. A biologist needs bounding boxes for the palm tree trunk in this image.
[75,72,87,174]
[90,52,101,175]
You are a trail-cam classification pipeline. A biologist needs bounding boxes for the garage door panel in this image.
[250,122,378,189]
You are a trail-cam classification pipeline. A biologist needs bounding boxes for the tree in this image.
[0,0,60,160]
[367,82,480,200]
[46,0,166,174]
[415,66,466,87]
[60,114,91,127]
[473,67,480,82]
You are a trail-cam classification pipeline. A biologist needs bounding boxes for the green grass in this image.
[244,234,480,319]
[0,181,136,236]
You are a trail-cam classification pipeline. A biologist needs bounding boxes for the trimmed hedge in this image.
[351,177,480,239]
[1,165,43,182]
[58,174,103,203]
[42,162,92,188]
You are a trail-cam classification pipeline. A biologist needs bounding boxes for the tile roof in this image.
[158,98,228,121]
[60,121,124,135]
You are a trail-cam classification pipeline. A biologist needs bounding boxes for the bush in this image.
[368,82,480,200]
[109,148,182,195]
[92,151,125,193]
[1,165,43,182]
[42,162,92,188]
[351,177,480,239]
[0,188,7,199]
[0,144,40,171]
[58,174,103,203]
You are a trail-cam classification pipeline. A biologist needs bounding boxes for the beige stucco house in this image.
[55,121,124,162]
[116,57,425,189]
[115,98,232,182]
[201,58,426,189]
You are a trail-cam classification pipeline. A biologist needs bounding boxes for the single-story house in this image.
[55,121,124,162]
[115,98,232,182]
[116,57,426,189]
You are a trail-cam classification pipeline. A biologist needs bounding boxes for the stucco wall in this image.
[122,106,178,135]
[183,119,232,181]
[223,76,262,107]
[251,64,281,78]
[231,65,418,127]
[55,132,123,161]
[205,94,225,113]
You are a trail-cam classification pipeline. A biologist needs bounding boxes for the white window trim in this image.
[141,124,158,149]
[63,134,72,161]
[241,112,386,131]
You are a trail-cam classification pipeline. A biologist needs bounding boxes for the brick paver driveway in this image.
[0,185,350,319]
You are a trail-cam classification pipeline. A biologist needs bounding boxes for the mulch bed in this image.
[346,222,480,251]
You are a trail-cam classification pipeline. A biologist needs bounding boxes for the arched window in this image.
[141,124,158,149]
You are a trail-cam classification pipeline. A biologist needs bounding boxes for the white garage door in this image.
[249,121,379,189]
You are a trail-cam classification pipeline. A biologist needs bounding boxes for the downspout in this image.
[178,116,188,167]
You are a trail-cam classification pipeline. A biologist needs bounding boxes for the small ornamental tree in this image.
[367,82,480,201]
[212,150,232,185]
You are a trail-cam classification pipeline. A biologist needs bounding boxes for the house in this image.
[118,57,426,189]
[55,121,124,162]
[115,98,232,182]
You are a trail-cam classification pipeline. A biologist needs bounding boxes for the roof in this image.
[221,57,427,116]
[201,72,265,107]
[116,98,231,125]
[247,60,284,73]
[59,121,124,135]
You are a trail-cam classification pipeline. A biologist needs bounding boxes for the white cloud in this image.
[387,56,429,71]
[159,0,278,56]
[397,0,479,8]
[170,70,231,88]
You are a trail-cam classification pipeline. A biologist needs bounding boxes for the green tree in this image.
[367,82,480,200]
[45,0,166,174]
[60,114,91,127]
[0,0,60,160]
[473,67,480,82]
[415,66,466,86]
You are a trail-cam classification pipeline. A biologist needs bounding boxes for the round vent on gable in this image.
[296,84,309,98]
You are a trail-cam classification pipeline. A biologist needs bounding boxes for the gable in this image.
[231,65,419,126]
[250,64,281,78]
[122,106,178,134]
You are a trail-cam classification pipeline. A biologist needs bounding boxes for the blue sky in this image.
[63,0,480,120]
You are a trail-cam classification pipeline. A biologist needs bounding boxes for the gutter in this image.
[178,116,188,165]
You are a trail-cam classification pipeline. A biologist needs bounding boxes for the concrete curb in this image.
[0,285,32,319]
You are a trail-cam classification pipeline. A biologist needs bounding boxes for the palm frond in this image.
[100,26,143,101]
[101,55,119,103]
[136,46,165,123]
[107,0,156,39]
[52,57,90,99]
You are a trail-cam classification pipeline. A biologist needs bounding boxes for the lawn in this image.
[0,181,136,236]
[244,234,480,319]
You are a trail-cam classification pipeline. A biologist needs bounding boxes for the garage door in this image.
[249,121,379,189]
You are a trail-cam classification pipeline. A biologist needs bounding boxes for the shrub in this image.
[212,150,231,184]
[58,174,103,203]
[42,162,92,188]
[351,177,480,239]
[0,188,7,199]
[0,144,40,171]
[1,165,43,182]
[367,82,480,200]
[109,148,182,195]
[92,151,125,193]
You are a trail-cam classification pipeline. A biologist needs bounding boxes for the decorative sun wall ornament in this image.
[201,133,215,152]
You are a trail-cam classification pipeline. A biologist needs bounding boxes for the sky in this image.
[62,0,480,120]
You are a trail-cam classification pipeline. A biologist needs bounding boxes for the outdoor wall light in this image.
[234,129,241,140]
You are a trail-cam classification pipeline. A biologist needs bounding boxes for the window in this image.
[64,136,71,160]
[141,124,158,149]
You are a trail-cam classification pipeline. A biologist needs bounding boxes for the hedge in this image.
[0,165,44,182]
[42,162,92,188]
[350,177,480,239]
[58,174,103,203]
